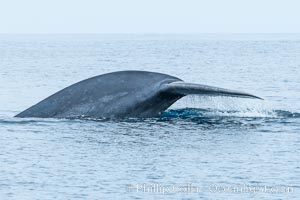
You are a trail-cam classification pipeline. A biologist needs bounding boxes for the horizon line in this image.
[1,32,300,35]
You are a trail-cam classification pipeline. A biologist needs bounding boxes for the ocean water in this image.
[0,34,299,199]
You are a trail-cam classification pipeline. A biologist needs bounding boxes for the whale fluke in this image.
[162,82,263,100]
[16,71,262,119]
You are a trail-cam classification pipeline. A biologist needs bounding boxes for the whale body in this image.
[16,71,262,119]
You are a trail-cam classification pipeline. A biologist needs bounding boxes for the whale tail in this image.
[162,82,263,100]
[15,71,262,119]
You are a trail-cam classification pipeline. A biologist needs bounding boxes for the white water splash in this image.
[170,95,277,118]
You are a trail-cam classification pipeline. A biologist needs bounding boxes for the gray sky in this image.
[1,0,300,33]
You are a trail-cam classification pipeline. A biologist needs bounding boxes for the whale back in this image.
[16,71,182,118]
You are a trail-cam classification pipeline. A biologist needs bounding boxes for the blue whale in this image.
[16,71,262,118]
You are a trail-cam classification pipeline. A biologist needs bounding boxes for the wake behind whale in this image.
[15,71,262,119]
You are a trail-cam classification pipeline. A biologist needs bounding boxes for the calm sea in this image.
[0,34,299,199]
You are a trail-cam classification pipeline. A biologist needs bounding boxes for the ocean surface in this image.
[0,34,299,199]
